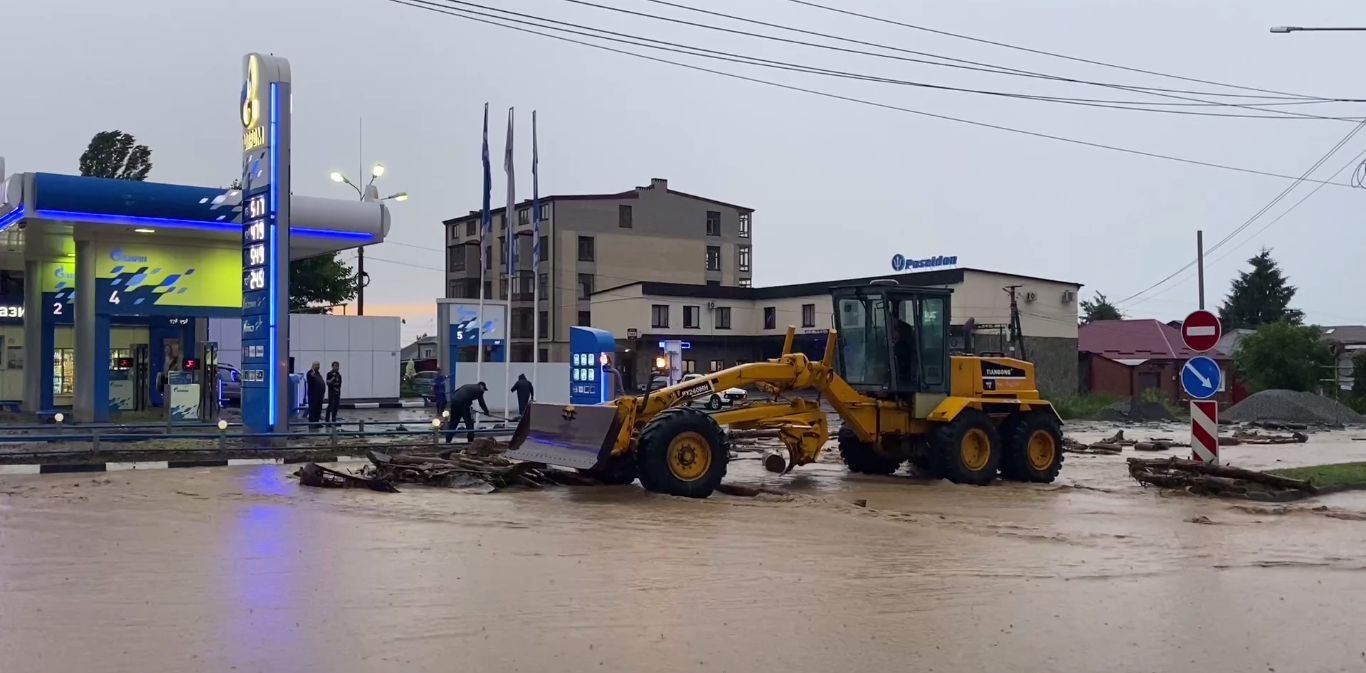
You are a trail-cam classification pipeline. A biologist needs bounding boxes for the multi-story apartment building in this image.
[443,178,754,362]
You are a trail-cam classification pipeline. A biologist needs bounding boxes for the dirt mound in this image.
[1223,389,1364,426]
[1096,397,1176,423]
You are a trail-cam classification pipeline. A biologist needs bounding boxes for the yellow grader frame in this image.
[507,283,1063,498]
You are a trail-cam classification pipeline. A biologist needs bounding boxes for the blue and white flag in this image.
[480,103,492,267]
[505,107,516,281]
[532,111,540,275]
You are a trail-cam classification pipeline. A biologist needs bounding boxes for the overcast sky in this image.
[7,0,1366,343]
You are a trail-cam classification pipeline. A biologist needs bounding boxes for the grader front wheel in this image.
[838,426,901,475]
[637,407,728,498]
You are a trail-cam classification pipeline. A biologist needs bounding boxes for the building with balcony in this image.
[443,178,753,362]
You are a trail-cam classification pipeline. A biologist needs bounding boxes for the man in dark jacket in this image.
[325,362,343,424]
[306,361,326,431]
[510,374,534,417]
[446,381,490,443]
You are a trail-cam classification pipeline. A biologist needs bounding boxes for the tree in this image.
[1218,248,1303,330]
[1079,292,1123,325]
[79,130,152,180]
[1233,320,1331,392]
[290,254,357,311]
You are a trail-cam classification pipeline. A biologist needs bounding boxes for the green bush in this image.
[1051,392,1119,420]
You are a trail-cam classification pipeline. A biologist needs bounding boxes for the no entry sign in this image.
[1190,400,1219,465]
[1182,310,1222,352]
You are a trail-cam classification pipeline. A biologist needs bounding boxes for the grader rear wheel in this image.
[637,407,728,498]
[929,409,1002,485]
[1002,412,1064,483]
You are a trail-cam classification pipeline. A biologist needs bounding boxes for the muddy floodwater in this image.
[2,425,1366,672]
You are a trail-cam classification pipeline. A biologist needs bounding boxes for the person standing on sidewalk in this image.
[431,371,448,417]
[306,361,326,431]
[325,361,343,424]
[510,373,534,417]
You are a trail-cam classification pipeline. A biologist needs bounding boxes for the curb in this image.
[0,454,366,476]
[341,400,427,409]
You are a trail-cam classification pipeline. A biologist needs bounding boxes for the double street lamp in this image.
[329,164,408,315]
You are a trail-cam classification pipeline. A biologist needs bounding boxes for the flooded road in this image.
[2,429,1365,672]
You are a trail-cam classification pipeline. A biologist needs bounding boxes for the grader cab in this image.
[506,282,1064,498]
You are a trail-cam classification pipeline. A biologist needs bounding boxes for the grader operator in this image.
[506,282,1064,498]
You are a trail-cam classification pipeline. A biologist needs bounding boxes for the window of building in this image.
[706,246,720,271]
[578,235,594,261]
[485,245,492,270]
[539,203,551,221]
[538,347,549,362]
[447,279,459,298]
[651,304,670,328]
[499,277,509,300]
[512,307,533,338]
[538,311,548,339]
[449,246,465,271]
[498,236,506,269]
[578,311,591,326]
[518,207,530,225]
[683,306,700,329]
[706,211,721,236]
[764,307,776,330]
[619,204,633,228]
[465,221,476,237]
[801,303,816,328]
[484,280,492,298]
[715,307,732,329]
[738,245,751,272]
[682,359,696,374]
[739,213,750,238]
[739,278,752,288]
[709,359,725,372]
[578,273,594,299]
[539,235,549,262]
[706,280,721,287]
[500,213,507,231]
[538,273,548,299]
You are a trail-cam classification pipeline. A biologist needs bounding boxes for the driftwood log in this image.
[296,463,400,493]
[1127,456,1317,497]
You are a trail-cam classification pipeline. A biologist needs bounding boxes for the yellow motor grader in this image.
[507,282,1063,498]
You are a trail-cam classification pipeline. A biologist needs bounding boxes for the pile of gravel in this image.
[1096,397,1176,423]
[1223,389,1365,426]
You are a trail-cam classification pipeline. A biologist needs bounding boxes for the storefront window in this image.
[53,349,75,396]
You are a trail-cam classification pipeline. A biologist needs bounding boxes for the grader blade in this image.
[504,403,621,470]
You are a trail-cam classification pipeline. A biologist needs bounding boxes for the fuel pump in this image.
[133,345,151,411]
[109,356,136,411]
[199,341,220,420]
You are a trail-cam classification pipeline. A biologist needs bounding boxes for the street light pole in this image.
[329,157,407,316]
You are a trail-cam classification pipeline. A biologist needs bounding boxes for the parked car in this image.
[216,364,241,406]
[640,373,747,410]
[411,371,438,400]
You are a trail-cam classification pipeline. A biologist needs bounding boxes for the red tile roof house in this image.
[1079,319,1244,407]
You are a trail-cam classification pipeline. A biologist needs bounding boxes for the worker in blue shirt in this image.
[431,372,448,417]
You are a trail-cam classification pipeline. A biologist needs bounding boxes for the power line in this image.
[1120,131,1366,308]
[535,0,1356,122]
[779,0,1349,103]
[416,0,1362,121]
[388,0,1354,186]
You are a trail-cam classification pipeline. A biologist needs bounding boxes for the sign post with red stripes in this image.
[1190,400,1219,465]
[1182,310,1223,465]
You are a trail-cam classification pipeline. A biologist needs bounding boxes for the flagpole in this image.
[530,110,540,393]
[504,107,516,417]
[477,103,491,388]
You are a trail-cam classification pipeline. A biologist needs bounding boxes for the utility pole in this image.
[1197,230,1205,310]
[1003,285,1027,361]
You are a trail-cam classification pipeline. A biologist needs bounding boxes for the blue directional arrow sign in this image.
[1181,356,1222,400]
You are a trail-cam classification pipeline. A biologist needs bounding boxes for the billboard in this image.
[93,241,241,314]
[449,303,507,343]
